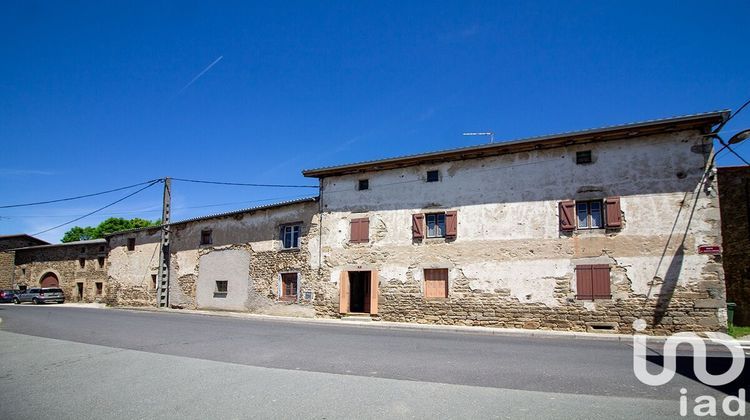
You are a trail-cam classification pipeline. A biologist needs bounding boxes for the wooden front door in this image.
[339,270,378,315]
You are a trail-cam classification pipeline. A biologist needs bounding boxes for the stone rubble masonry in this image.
[718,166,750,326]
[0,235,48,289]
[13,242,109,303]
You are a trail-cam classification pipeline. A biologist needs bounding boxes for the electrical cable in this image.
[172,178,318,188]
[0,179,163,209]
[31,179,162,236]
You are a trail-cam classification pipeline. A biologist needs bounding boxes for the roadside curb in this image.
[111,305,750,344]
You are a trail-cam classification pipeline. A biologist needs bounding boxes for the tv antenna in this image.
[463,131,494,144]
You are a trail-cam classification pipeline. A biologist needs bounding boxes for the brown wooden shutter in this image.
[412,213,425,240]
[576,265,593,300]
[559,200,576,231]
[445,211,457,238]
[424,269,448,298]
[339,271,349,313]
[350,218,370,243]
[591,264,611,299]
[605,197,622,228]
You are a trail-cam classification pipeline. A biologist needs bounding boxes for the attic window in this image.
[358,179,369,191]
[576,150,592,165]
[426,170,440,182]
[200,229,213,246]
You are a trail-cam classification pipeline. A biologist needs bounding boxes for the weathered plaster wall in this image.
[316,130,725,334]
[107,228,161,307]
[718,166,750,326]
[14,242,109,303]
[107,201,320,316]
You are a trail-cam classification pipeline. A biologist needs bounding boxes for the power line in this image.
[32,180,162,236]
[171,177,318,189]
[0,179,163,209]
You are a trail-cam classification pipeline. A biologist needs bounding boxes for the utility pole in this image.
[157,177,171,308]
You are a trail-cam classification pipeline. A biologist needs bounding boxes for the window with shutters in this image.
[281,224,301,249]
[415,211,457,240]
[280,273,299,301]
[424,268,449,298]
[350,218,370,243]
[559,197,621,231]
[575,264,611,300]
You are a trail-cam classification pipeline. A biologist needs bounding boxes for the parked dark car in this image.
[13,288,65,304]
[0,289,21,303]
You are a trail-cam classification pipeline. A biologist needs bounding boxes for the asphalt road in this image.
[0,305,747,419]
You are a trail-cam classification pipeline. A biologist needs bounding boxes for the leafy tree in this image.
[60,217,160,242]
[61,226,98,243]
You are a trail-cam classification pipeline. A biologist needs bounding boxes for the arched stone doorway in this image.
[40,272,59,287]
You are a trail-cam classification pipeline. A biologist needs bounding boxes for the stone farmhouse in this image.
[5,110,734,334]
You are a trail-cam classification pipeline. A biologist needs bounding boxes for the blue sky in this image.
[1,1,748,243]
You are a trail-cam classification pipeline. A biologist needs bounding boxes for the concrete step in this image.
[341,313,374,322]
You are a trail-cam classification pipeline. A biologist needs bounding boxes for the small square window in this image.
[79,258,86,268]
[281,224,301,249]
[215,280,228,297]
[424,268,449,298]
[127,238,136,251]
[280,273,299,301]
[200,229,213,246]
[426,170,440,182]
[358,179,369,191]
[576,150,592,164]
[95,282,103,296]
[426,213,446,238]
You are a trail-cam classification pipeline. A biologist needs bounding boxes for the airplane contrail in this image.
[178,55,223,94]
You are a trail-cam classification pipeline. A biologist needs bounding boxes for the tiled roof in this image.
[104,196,319,237]
[11,238,106,251]
[302,110,729,177]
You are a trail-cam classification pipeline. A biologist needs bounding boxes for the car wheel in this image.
[13,298,20,304]
[32,298,39,304]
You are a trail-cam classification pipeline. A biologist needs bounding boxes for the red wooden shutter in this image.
[559,200,576,231]
[350,218,369,243]
[592,264,611,298]
[412,214,424,240]
[445,211,457,238]
[576,265,593,300]
[605,197,622,228]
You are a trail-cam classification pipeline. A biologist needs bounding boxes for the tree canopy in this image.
[61,217,160,243]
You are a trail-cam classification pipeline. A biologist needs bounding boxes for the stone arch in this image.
[40,272,59,287]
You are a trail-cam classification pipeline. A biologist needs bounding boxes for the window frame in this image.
[425,213,446,238]
[200,229,213,246]
[576,200,604,230]
[426,170,440,183]
[214,280,228,297]
[281,224,301,250]
[358,179,369,191]
[576,150,593,164]
[279,272,299,302]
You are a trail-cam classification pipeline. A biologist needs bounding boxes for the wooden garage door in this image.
[40,273,59,287]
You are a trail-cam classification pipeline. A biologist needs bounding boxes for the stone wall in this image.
[314,129,726,334]
[13,241,109,303]
[718,166,750,326]
[0,252,14,289]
